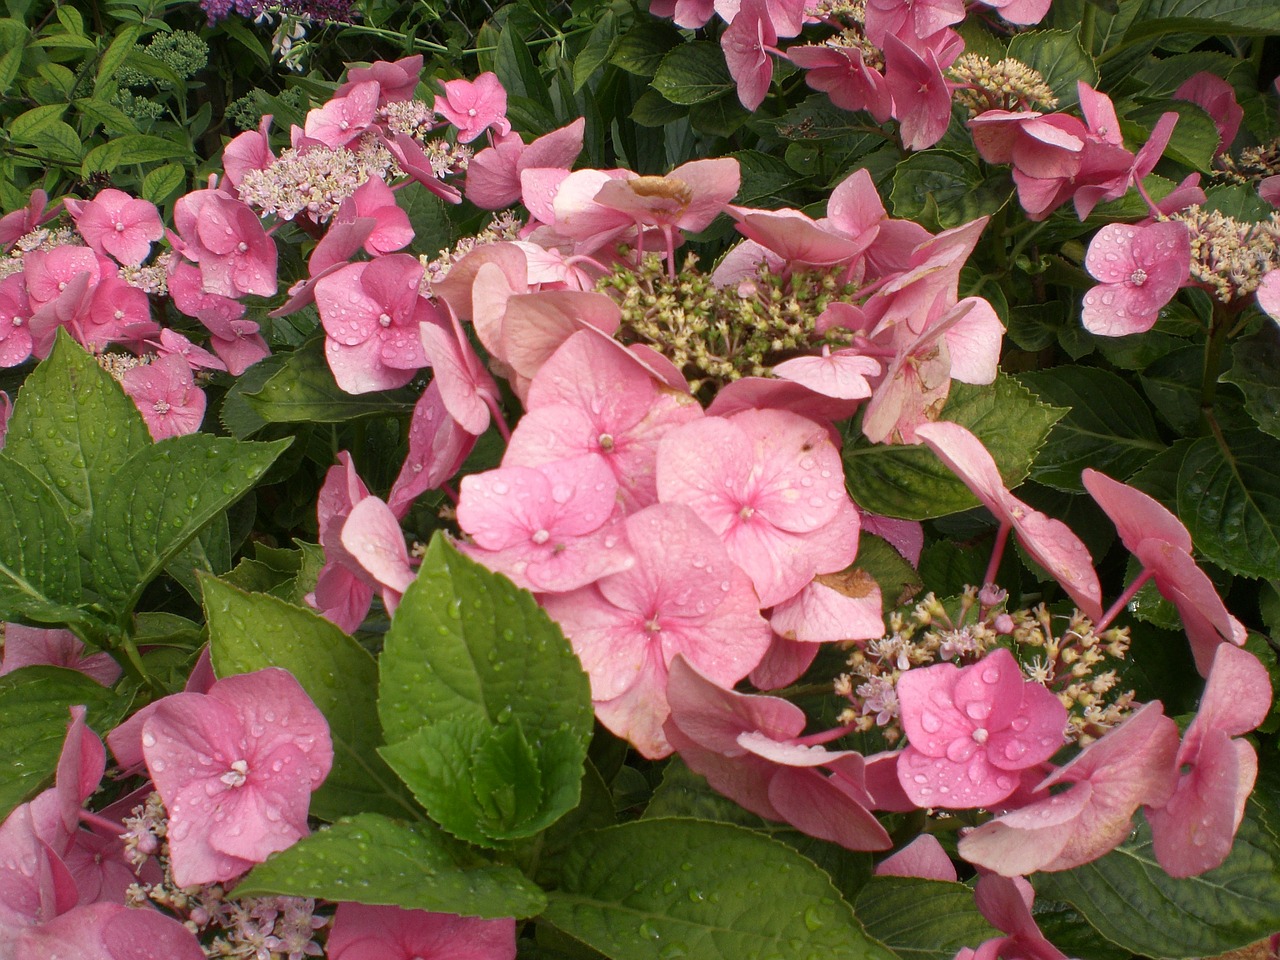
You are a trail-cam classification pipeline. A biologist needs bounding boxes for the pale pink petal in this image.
[875,834,957,881]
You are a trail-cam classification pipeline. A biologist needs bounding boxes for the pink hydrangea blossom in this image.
[314,254,431,393]
[340,496,415,618]
[721,0,779,111]
[883,35,953,152]
[434,72,510,144]
[308,452,378,633]
[387,382,476,516]
[303,80,380,150]
[1081,222,1190,336]
[222,114,275,193]
[543,504,772,758]
[895,648,1067,809]
[0,189,56,252]
[465,119,585,210]
[139,667,333,887]
[327,903,515,960]
[121,355,206,441]
[349,178,414,256]
[0,273,33,367]
[957,875,1069,960]
[874,834,957,881]
[457,453,634,593]
[657,409,861,607]
[958,701,1180,875]
[63,189,163,267]
[12,901,205,960]
[663,655,892,850]
[502,331,703,509]
[339,55,424,104]
[1146,644,1271,877]
[172,189,278,299]
[787,44,892,121]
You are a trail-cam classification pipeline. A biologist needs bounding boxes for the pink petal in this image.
[875,834,958,881]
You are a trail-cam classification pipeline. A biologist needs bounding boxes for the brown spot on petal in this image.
[815,567,877,599]
[628,176,693,206]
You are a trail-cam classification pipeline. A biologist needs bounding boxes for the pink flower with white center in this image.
[121,354,206,441]
[314,254,431,394]
[657,408,860,607]
[883,34,954,152]
[722,0,778,111]
[662,655,891,850]
[543,505,772,758]
[1081,221,1190,336]
[864,0,964,46]
[140,667,333,888]
[1083,468,1245,675]
[84,277,158,352]
[502,331,703,510]
[1146,644,1271,878]
[303,80,380,150]
[915,421,1103,620]
[434,71,510,144]
[63,190,163,267]
[465,118,585,210]
[456,453,634,593]
[154,328,227,372]
[0,624,121,686]
[0,273,33,367]
[894,648,1067,809]
[328,903,515,960]
[958,701,1180,875]
[172,189,277,299]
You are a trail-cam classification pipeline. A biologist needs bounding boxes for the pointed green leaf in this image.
[573,10,620,91]
[854,877,999,960]
[378,535,593,842]
[844,375,1065,520]
[652,42,734,105]
[236,813,548,919]
[202,576,414,821]
[4,332,151,548]
[0,458,83,623]
[95,24,141,94]
[1019,366,1166,492]
[1177,430,1280,580]
[542,818,896,960]
[1007,28,1096,108]
[89,436,290,611]
[1036,804,1280,958]
[0,666,130,821]
[1124,0,1280,41]
[611,19,682,77]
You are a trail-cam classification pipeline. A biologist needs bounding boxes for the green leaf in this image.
[854,876,999,960]
[844,376,1065,520]
[1177,430,1280,580]
[729,150,805,209]
[1007,28,1097,109]
[890,150,1011,232]
[1019,366,1165,492]
[9,104,69,144]
[244,339,415,424]
[1223,327,1280,441]
[495,26,552,109]
[0,458,83,623]
[3,333,151,550]
[377,535,593,843]
[611,19,682,77]
[855,534,923,608]
[236,813,548,918]
[652,42,734,105]
[140,163,186,204]
[1123,0,1280,41]
[1036,804,1280,958]
[0,666,129,821]
[630,89,686,127]
[542,818,896,960]
[0,19,28,97]
[89,436,290,612]
[74,97,138,135]
[95,24,140,94]
[202,576,413,821]
[23,121,82,163]
[689,95,749,138]
[573,9,620,92]
[82,134,188,174]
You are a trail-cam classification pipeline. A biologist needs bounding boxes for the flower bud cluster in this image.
[949,54,1058,116]
[603,254,858,396]
[377,99,439,142]
[1165,205,1280,302]
[119,251,174,295]
[97,351,155,382]
[237,136,395,222]
[418,210,522,290]
[1216,139,1280,185]
[836,588,1134,744]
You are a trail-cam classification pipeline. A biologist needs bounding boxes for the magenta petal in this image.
[875,834,958,881]
[768,766,891,851]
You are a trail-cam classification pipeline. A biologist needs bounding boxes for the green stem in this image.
[1080,3,1096,55]
[1005,218,1051,264]
[1200,302,1233,416]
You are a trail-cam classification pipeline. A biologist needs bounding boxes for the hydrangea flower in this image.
[1081,222,1191,336]
[895,648,1067,808]
[63,189,164,267]
[138,667,333,887]
[327,903,515,960]
[434,72,510,143]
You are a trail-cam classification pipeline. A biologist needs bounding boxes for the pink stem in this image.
[80,809,125,837]
[484,392,511,443]
[794,723,858,747]
[1095,567,1155,633]
[983,521,1012,589]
